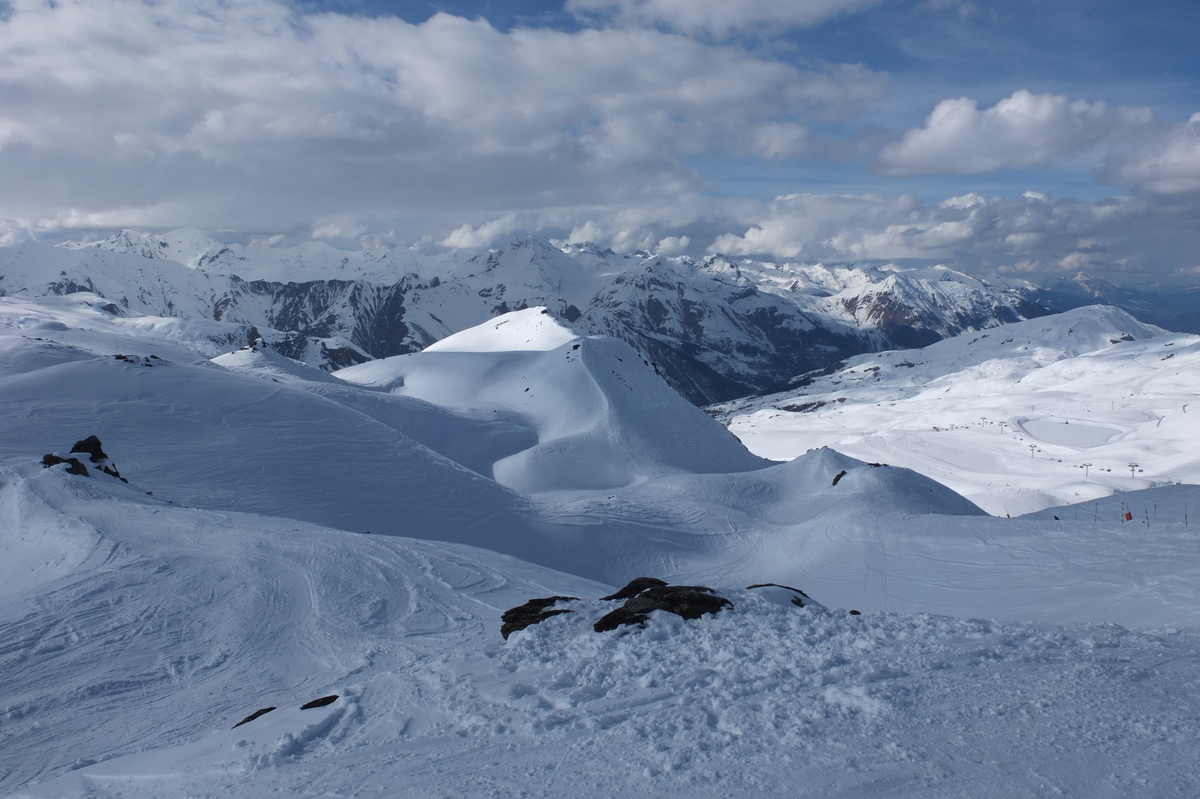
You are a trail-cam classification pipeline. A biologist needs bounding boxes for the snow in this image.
[422,307,580,353]
[337,308,769,494]
[719,306,1200,515]
[3,465,1199,798]
[3,293,1200,797]
[1018,417,1121,447]
[210,342,343,384]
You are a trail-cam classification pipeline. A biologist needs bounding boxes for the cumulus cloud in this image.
[655,235,690,254]
[0,0,884,238]
[567,0,885,38]
[1103,113,1200,197]
[875,90,1155,176]
[708,190,1196,278]
[440,214,523,249]
[565,221,607,245]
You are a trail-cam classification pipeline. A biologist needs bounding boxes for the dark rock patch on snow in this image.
[746,583,813,607]
[501,596,578,639]
[66,435,126,481]
[601,577,667,601]
[42,436,128,481]
[41,454,89,476]
[300,695,339,710]
[503,579,831,639]
[594,583,731,633]
[233,707,276,728]
[70,435,108,462]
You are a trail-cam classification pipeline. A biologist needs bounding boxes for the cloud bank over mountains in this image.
[0,0,1197,281]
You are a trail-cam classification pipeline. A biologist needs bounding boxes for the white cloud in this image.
[707,190,1195,278]
[0,217,32,247]
[655,235,690,254]
[311,217,368,241]
[440,215,522,249]
[566,221,607,245]
[0,0,884,237]
[1103,113,1200,197]
[567,0,886,38]
[875,90,1155,176]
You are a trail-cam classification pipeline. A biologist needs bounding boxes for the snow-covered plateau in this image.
[2,240,1200,797]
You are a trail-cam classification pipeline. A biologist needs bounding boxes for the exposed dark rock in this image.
[779,400,827,413]
[505,580,826,639]
[849,610,862,615]
[594,584,731,632]
[41,454,89,476]
[601,577,667,601]
[300,695,339,710]
[67,436,126,481]
[746,583,812,609]
[500,596,578,639]
[831,470,847,486]
[70,435,108,463]
[233,707,276,728]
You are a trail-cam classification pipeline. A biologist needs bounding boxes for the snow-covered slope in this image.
[337,308,770,494]
[6,296,1200,624]
[5,288,1200,796]
[422,305,581,353]
[718,306,1200,514]
[3,464,1200,798]
[2,294,1195,623]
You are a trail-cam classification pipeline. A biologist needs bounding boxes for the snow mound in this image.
[211,342,342,384]
[339,323,769,493]
[423,306,580,353]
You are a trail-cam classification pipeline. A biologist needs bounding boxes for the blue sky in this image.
[0,0,1197,282]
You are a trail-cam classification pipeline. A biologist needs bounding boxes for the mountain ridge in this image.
[31,229,1056,403]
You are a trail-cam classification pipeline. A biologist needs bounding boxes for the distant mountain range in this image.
[1014,274,1200,336]
[4,228,1176,404]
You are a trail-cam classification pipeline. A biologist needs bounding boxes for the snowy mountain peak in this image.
[422,307,579,353]
[58,228,229,270]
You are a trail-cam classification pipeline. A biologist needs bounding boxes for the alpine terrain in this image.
[1,237,1198,798]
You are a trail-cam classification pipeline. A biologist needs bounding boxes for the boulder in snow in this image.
[501,596,579,639]
[594,582,732,632]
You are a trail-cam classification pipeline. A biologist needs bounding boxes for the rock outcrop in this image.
[594,582,732,632]
[500,596,578,640]
[42,436,126,482]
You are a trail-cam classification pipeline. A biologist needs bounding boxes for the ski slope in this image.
[719,306,1200,515]
[3,299,1199,622]
[3,297,1200,796]
[4,465,1199,799]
